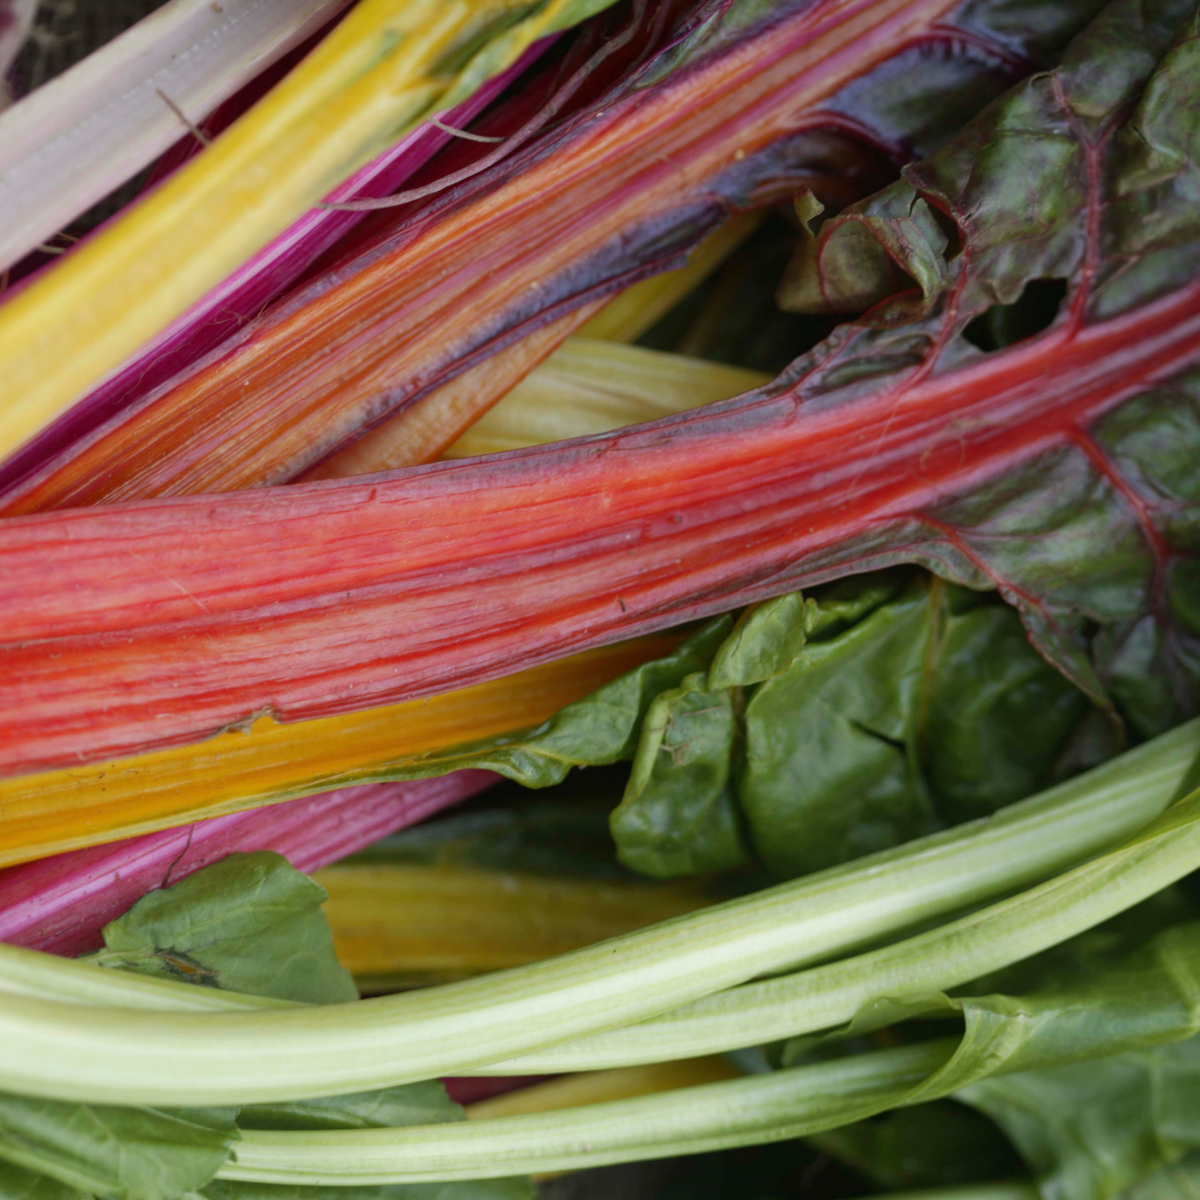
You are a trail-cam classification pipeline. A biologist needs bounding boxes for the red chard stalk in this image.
[0,0,1197,777]
[0,0,1078,511]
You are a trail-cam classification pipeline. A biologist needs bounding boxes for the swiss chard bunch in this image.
[0,2,1200,1200]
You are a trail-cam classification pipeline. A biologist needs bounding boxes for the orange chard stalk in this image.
[0,635,676,865]
[1,0,917,512]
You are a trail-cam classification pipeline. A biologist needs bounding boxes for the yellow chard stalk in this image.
[317,861,714,988]
[0,0,603,460]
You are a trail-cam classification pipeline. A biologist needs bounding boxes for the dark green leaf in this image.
[0,1165,91,1200]
[97,852,357,1005]
[739,576,937,877]
[921,592,1095,823]
[758,0,1200,743]
[606,570,1102,879]
[707,593,817,691]
[806,1101,1021,1189]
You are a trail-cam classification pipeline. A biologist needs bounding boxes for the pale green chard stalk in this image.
[215,779,1200,1181]
[0,720,1192,1106]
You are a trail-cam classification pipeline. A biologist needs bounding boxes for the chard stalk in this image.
[192,771,1200,1181]
[0,0,604,459]
[315,215,768,474]
[461,1057,742,1122]
[2,0,966,509]
[7,0,1196,780]
[0,0,354,275]
[439,338,768,460]
[0,772,495,956]
[3,267,1196,777]
[574,212,766,344]
[219,1040,959,1184]
[0,722,1190,1105]
[317,862,712,986]
[482,722,1200,1071]
[0,635,672,866]
[0,35,551,500]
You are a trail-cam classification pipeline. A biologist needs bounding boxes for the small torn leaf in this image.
[97,851,357,1005]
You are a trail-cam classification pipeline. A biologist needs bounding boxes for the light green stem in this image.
[0,720,1191,1106]
[219,1041,957,1184]
[482,740,1200,1071]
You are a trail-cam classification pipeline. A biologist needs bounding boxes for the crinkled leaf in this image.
[779,187,953,319]
[412,617,732,788]
[611,671,748,877]
[707,593,818,690]
[0,1097,236,1200]
[922,590,1097,823]
[739,575,938,876]
[608,572,1096,878]
[97,852,357,1005]
[787,0,1197,318]
[741,0,1200,747]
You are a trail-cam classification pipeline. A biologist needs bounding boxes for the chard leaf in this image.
[611,671,748,876]
[922,588,1099,823]
[96,852,357,1005]
[0,1164,90,1200]
[707,592,818,690]
[436,618,732,788]
[958,1051,1200,1200]
[0,1097,236,1200]
[739,575,938,877]
[609,572,1097,878]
